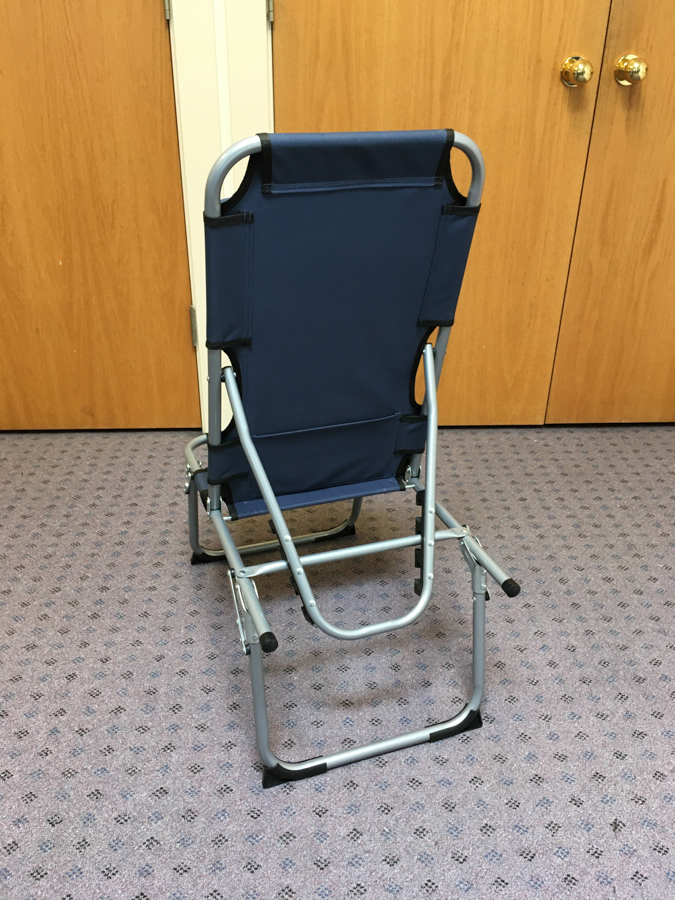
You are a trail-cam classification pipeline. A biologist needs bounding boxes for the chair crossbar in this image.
[239,525,466,579]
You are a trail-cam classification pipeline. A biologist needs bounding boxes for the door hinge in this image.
[164,0,171,22]
[189,306,198,347]
[267,0,274,24]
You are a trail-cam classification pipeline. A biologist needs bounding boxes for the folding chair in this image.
[184,130,520,787]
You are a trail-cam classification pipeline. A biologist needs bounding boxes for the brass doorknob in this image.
[561,56,594,88]
[614,55,648,85]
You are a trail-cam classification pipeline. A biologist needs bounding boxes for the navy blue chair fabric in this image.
[204,130,479,519]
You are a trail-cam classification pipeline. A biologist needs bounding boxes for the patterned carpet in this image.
[0,425,673,900]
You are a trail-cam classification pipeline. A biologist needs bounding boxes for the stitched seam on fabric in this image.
[267,178,437,194]
[250,412,401,441]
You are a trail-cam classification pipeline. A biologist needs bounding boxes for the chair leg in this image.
[188,478,227,565]
[247,547,489,788]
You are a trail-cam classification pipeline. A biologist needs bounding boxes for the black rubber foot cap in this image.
[262,760,328,788]
[332,523,356,539]
[262,766,285,789]
[312,522,356,543]
[259,632,278,653]
[191,551,225,565]
[502,578,521,597]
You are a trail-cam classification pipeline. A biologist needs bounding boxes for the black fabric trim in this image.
[409,326,435,412]
[395,447,426,456]
[428,707,483,742]
[418,319,454,328]
[204,210,254,228]
[435,128,455,186]
[258,132,272,194]
[220,154,259,215]
[262,760,328,788]
[441,203,480,217]
[205,338,252,349]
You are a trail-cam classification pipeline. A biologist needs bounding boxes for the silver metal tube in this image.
[420,343,438,597]
[453,132,485,206]
[321,703,490,769]
[469,579,486,711]
[463,535,510,588]
[324,727,435,769]
[432,496,461,529]
[245,615,278,769]
[433,326,452,384]
[241,527,464,579]
[435,493,512,587]
[184,433,207,472]
[209,510,273,642]
[410,326,452,477]
[204,135,263,218]
[345,497,363,525]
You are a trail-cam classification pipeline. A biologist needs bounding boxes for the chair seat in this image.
[194,470,402,519]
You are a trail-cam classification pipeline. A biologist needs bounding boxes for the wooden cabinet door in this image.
[547,0,675,423]
[272,0,611,424]
[0,2,200,429]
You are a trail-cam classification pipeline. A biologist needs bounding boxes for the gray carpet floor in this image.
[0,425,673,900]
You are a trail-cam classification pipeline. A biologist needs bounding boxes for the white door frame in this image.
[168,0,273,430]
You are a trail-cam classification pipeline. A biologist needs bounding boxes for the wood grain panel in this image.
[547,0,675,422]
[0,1,200,429]
[273,0,611,424]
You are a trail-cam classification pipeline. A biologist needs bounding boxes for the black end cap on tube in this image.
[259,632,278,653]
[501,578,521,598]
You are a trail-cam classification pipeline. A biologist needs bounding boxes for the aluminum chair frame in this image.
[184,134,520,787]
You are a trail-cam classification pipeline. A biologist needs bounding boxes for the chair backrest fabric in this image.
[204,130,480,516]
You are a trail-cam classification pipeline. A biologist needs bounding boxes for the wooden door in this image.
[547,0,675,423]
[0,2,200,429]
[272,0,611,424]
